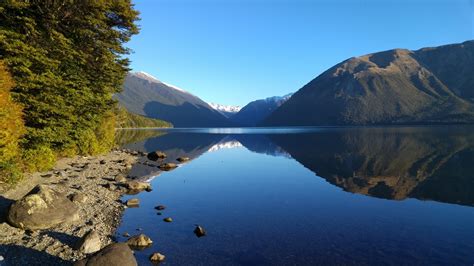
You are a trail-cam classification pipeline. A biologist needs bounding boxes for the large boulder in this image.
[74,243,137,266]
[7,185,80,230]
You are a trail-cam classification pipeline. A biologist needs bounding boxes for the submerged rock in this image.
[158,163,177,171]
[176,157,190,162]
[149,252,165,263]
[147,151,167,161]
[194,225,207,238]
[126,234,153,248]
[74,243,137,266]
[126,198,140,207]
[154,205,166,211]
[76,230,101,254]
[163,217,173,223]
[7,185,80,230]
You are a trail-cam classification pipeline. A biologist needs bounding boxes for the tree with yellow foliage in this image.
[0,60,25,183]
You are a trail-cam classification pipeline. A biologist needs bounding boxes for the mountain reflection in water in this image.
[118,126,474,207]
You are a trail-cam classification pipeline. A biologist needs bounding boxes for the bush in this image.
[22,145,56,172]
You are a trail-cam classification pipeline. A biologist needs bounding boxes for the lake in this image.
[116,126,474,265]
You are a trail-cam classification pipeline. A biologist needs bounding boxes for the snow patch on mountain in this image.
[209,103,242,113]
[132,71,189,93]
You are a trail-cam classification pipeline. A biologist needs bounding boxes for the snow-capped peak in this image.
[134,71,160,82]
[209,103,242,113]
[132,71,189,94]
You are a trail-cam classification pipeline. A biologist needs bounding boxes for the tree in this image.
[0,0,139,169]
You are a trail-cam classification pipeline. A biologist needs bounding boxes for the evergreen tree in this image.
[0,0,139,171]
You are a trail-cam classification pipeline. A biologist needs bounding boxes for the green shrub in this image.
[22,145,56,172]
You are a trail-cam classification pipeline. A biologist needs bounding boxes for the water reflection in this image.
[117,126,474,207]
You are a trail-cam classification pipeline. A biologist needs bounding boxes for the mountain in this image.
[115,72,231,127]
[231,94,293,126]
[208,103,242,118]
[263,41,474,126]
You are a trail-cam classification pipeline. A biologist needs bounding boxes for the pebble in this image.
[163,217,173,223]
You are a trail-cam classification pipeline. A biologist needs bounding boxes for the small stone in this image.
[154,205,166,211]
[126,198,140,207]
[0,255,4,261]
[176,157,190,162]
[123,232,130,237]
[126,234,153,248]
[156,212,162,215]
[100,160,106,165]
[194,225,206,237]
[149,252,165,263]
[163,217,173,223]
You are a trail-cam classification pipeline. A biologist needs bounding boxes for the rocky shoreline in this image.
[0,149,153,265]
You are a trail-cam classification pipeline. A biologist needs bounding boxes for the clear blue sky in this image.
[127,0,474,106]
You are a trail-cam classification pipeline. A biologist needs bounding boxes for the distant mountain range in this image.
[117,41,474,128]
[115,72,231,127]
[230,94,292,126]
[208,103,242,118]
[263,40,474,126]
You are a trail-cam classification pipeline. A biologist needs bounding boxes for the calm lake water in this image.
[116,127,474,265]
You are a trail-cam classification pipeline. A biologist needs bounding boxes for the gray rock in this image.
[158,163,177,171]
[126,198,139,207]
[126,234,153,248]
[74,243,137,266]
[126,181,151,192]
[7,185,80,230]
[149,252,165,262]
[115,175,127,183]
[194,225,207,237]
[147,151,167,161]
[76,230,101,254]
[176,157,190,162]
